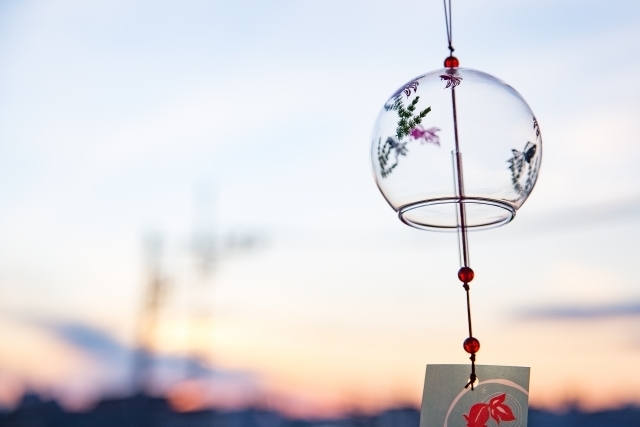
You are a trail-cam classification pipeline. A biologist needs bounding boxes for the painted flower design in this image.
[508,141,537,195]
[403,81,419,96]
[533,116,541,138]
[387,80,420,100]
[463,394,516,427]
[440,74,462,89]
[377,126,441,178]
[378,79,435,177]
[409,125,440,146]
[377,137,408,178]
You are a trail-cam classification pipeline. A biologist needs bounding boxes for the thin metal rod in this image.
[451,86,469,267]
[451,152,463,267]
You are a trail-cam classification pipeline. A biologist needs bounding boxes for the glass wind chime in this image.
[370,2,541,426]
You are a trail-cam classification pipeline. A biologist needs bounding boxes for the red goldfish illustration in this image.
[463,394,516,427]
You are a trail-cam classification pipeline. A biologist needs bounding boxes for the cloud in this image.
[534,197,640,231]
[47,322,127,360]
[19,317,262,409]
[517,301,640,320]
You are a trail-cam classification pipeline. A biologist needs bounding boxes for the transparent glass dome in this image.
[371,67,542,230]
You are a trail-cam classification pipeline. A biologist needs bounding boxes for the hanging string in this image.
[462,279,478,390]
[444,0,477,389]
[451,89,478,389]
[443,0,454,55]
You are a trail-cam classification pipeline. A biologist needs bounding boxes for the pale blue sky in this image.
[0,0,639,413]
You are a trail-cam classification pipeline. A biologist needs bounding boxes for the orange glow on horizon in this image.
[167,380,209,412]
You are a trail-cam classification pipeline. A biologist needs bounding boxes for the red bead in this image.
[458,267,474,283]
[463,337,480,354]
[444,56,459,68]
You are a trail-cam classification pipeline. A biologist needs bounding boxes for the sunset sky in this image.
[0,0,639,417]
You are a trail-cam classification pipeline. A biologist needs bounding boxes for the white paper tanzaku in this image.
[420,365,530,427]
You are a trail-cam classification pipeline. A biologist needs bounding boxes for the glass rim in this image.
[398,197,516,231]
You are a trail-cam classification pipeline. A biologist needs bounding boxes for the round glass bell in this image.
[371,66,542,230]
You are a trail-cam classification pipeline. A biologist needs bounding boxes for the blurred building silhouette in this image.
[1,393,639,427]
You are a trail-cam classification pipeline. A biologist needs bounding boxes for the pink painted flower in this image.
[409,126,440,146]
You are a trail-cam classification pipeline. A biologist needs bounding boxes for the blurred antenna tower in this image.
[133,232,170,393]
[185,184,259,378]
[132,186,262,396]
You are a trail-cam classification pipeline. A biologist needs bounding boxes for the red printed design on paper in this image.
[463,394,516,427]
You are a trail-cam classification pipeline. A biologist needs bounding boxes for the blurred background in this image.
[0,0,639,425]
